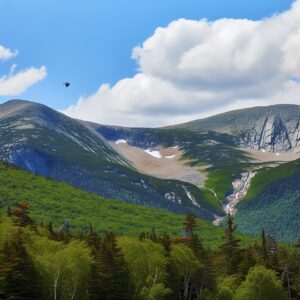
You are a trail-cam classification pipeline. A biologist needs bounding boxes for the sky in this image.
[0,0,299,127]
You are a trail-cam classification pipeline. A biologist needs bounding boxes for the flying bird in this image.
[64,82,70,88]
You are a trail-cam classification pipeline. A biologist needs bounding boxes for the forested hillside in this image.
[235,159,300,242]
[0,208,298,300]
[0,161,244,248]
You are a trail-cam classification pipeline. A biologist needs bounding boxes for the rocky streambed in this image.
[213,171,256,225]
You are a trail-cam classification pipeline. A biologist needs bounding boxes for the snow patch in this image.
[144,148,162,158]
[15,124,35,130]
[115,139,127,145]
[182,185,200,208]
[165,155,175,159]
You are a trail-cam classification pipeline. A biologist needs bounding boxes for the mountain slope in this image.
[234,159,300,242]
[0,161,253,248]
[180,104,300,153]
[0,100,218,220]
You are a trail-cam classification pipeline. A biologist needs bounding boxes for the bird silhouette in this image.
[64,82,70,88]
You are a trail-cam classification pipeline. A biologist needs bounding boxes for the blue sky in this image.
[0,0,299,126]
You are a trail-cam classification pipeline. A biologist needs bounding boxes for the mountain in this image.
[0,160,250,248]
[181,104,300,153]
[234,159,300,242]
[0,100,218,220]
[89,104,300,242]
[2,100,300,242]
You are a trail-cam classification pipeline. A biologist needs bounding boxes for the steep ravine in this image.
[213,171,256,225]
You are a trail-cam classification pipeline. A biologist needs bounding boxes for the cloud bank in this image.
[64,0,300,127]
[0,44,47,96]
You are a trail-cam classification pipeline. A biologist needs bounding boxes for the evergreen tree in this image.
[10,203,36,229]
[219,214,242,275]
[149,226,158,242]
[239,247,256,280]
[261,228,268,263]
[89,232,132,300]
[139,232,146,241]
[0,230,43,300]
[86,223,101,250]
[183,214,197,237]
[159,232,171,255]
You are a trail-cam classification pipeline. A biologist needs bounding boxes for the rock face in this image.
[239,115,299,152]
[182,104,300,153]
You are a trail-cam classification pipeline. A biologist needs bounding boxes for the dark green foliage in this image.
[0,231,42,300]
[0,212,298,300]
[183,214,198,237]
[236,164,300,242]
[89,232,132,300]
[219,214,242,275]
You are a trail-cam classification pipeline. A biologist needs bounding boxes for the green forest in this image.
[1,204,300,300]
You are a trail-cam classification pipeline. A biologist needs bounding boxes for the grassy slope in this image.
[0,162,254,249]
[244,159,300,200]
[235,159,300,242]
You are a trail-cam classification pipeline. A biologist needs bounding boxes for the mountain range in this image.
[1,99,300,242]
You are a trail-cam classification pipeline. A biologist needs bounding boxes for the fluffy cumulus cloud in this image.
[0,45,18,61]
[0,44,47,96]
[64,0,300,127]
[0,65,47,96]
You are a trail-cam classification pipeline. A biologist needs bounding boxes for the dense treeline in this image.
[236,171,300,242]
[0,161,253,248]
[1,204,300,299]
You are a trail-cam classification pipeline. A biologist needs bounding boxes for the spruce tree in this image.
[183,214,197,237]
[89,232,132,300]
[0,230,43,300]
[219,214,242,275]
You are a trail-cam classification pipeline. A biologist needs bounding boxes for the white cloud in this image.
[0,44,47,96]
[0,44,18,61]
[64,0,300,127]
[0,65,47,96]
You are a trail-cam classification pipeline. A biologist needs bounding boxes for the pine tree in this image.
[89,232,132,300]
[0,230,43,300]
[219,214,242,275]
[261,228,269,265]
[159,232,171,255]
[86,223,101,250]
[149,226,158,242]
[183,214,197,237]
[239,247,256,280]
[10,203,36,229]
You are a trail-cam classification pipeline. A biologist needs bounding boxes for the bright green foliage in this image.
[118,237,170,300]
[170,244,202,300]
[26,233,92,300]
[233,265,288,300]
[235,159,300,242]
[216,276,240,300]
[0,217,18,250]
[0,162,253,249]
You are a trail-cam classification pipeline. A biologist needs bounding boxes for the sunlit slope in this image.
[0,162,254,248]
[235,159,300,242]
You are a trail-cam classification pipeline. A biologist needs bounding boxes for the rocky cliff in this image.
[181,104,300,153]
